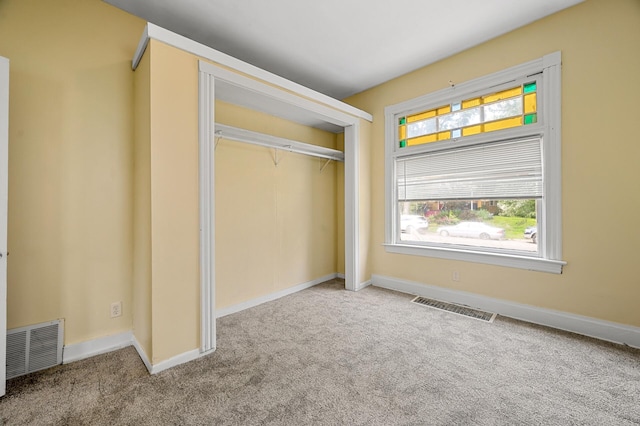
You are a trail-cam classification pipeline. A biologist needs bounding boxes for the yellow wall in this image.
[215,102,339,308]
[144,40,201,363]
[0,0,145,343]
[345,0,640,327]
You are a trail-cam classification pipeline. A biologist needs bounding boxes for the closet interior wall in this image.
[214,100,342,309]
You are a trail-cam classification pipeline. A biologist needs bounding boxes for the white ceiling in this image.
[106,0,583,100]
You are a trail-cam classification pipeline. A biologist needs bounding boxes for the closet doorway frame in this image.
[197,62,364,354]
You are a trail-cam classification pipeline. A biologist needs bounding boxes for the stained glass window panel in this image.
[524,93,537,114]
[483,98,523,122]
[407,118,437,138]
[408,109,437,123]
[483,87,522,103]
[438,107,481,130]
[408,134,438,146]
[524,113,537,125]
[484,116,522,132]
[462,98,481,109]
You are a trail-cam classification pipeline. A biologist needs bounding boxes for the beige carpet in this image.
[2,279,639,425]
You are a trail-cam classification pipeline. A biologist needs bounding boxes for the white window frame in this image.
[384,52,565,274]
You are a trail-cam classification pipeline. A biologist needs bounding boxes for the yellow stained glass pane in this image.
[524,93,537,114]
[399,126,407,141]
[407,134,438,146]
[437,131,450,141]
[483,86,522,103]
[484,116,522,132]
[463,125,483,136]
[437,105,451,115]
[407,109,437,123]
[462,98,481,109]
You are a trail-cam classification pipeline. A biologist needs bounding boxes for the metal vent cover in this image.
[411,296,496,323]
[6,319,64,379]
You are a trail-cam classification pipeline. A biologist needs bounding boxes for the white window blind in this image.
[396,138,543,201]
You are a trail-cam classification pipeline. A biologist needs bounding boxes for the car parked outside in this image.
[401,215,429,234]
[437,221,505,240]
[524,226,537,243]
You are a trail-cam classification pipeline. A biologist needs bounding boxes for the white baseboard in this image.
[336,273,345,280]
[372,274,640,349]
[216,273,338,318]
[131,336,153,373]
[146,348,204,375]
[63,331,133,364]
[356,279,372,291]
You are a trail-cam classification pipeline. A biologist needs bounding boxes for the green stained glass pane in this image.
[399,117,406,125]
[524,113,537,124]
[399,139,407,148]
[524,82,537,93]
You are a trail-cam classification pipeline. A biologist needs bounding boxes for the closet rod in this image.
[214,123,344,162]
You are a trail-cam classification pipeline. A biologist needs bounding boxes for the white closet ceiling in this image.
[106,0,583,99]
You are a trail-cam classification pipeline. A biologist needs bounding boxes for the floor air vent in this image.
[411,296,496,323]
[7,319,64,379]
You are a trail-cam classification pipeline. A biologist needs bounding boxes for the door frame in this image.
[0,56,10,397]
[197,60,363,353]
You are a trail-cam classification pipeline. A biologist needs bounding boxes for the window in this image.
[384,52,565,273]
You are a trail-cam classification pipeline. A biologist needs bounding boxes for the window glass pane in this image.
[398,199,538,254]
[438,107,481,130]
[483,97,523,122]
[407,117,437,138]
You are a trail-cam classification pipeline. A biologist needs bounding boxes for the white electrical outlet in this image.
[452,271,460,282]
[110,301,122,318]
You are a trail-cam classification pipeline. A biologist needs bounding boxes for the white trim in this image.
[384,244,565,274]
[131,24,149,70]
[131,336,153,373]
[199,61,357,129]
[199,70,216,353]
[372,274,640,349]
[344,124,359,291]
[216,273,338,318]
[134,23,372,123]
[62,331,133,364]
[0,55,9,397]
[356,279,372,291]
[336,273,346,280]
[383,52,564,272]
[147,348,203,375]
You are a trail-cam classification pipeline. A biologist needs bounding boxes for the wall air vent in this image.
[411,296,496,323]
[6,319,64,380]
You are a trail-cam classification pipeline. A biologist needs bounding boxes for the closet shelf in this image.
[214,123,344,162]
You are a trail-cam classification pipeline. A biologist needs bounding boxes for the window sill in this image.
[383,243,566,274]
